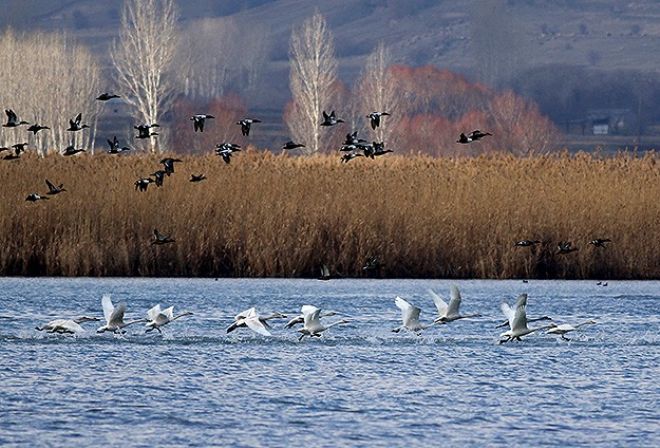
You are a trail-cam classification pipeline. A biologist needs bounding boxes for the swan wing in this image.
[162,306,174,320]
[235,307,255,320]
[447,285,462,316]
[109,302,127,326]
[395,296,420,326]
[515,293,528,309]
[303,308,322,327]
[511,303,529,332]
[301,305,318,316]
[428,289,448,317]
[101,294,114,323]
[60,320,84,334]
[500,302,515,329]
[147,304,161,321]
[244,317,272,336]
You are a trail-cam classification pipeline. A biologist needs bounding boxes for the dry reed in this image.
[0,150,658,279]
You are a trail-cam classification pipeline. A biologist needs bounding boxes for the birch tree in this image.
[286,13,338,154]
[111,0,179,153]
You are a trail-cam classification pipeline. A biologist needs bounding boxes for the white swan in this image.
[145,304,193,333]
[226,308,286,336]
[429,285,481,324]
[496,293,552,328]
[297,305,349,341]
[285,309,338,328]
[96,294,145,333]
[499,294,553,343]
[392,296,431,333]
[547,320,596,340]
[36,316,99,334]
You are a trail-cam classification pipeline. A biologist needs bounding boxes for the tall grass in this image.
[0,151,658,278]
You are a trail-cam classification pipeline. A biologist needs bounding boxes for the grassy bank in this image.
[0,151,658,278]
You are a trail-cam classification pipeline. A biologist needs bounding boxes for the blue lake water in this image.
[0,278,658,447]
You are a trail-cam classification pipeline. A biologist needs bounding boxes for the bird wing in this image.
[301,305,318,316]
[511,304,529,332]
[514,293,528,309]
[109,302,127,326]
[428,289,448,317]
[244,317,272,336]
[447,285,462,316]
[395,296,420,326]
[285,315,303,328]
[6,109,16,123]
[45,179,56,192]
[235,307,255,321]
[59,320,84,334]
[162,306,174,320]
[74,113,82,125]
[500,302,515,329]
[147,304,161,321]
[101,294,114,323]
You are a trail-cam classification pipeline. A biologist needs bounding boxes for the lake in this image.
[0,278,658,447]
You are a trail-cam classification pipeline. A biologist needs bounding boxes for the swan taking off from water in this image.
[297,305,349,341]
[429,285,481,324]
[499,294,553,343]
[285,308,338,329]
[547,320,596,341]
[496,293,552,328]
[145,304,193,333]
[226,308,287,336]
[36,316,99,334]
[392,296,431,333]
[97,295,145,334]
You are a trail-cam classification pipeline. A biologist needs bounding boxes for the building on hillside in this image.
[587,109,636,135]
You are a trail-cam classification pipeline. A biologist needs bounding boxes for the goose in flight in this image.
[468,130,492,141]
[144,304,193,333]
[97,295,145,333]
[107,136,132,154]
[36,316,99,334]
[96,92,120,101]
[429,285,481,324]
[367,112,390,130]
[66,113,89,132]
[547,320,596,341]
[12,143,28,154]
[191,114,215,132]
[589,238,611,248]
[282,140,305,150]
[189,174,206,182]
[215,143,241,164]
[495,293,552,328]
[499,294,553,343]
[320,110,344,127]
[160,157,182,175]
[392,296,431,333]
[135,124,159,139]
[340,152,363,163]
[457,133,472,144]
[362,256,383,272]
[27,124,50,135]
[226,308,287,336]
[152,229,175,245]
[372,141,393,157]
[297,305,349,341]
[151,170,166,187]
[3,109,29,127]
[61,145,86,156]
[285,306,338,328]
[514,240,541,247]
[237,118,261,136]
[557,241,578,255]
[45,179,66,195]
[26,193,49,202]
[134,177,154,192]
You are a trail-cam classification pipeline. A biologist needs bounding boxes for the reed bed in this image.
[0,151,658,278]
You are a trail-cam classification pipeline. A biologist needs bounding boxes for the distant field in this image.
[0,151,658,278]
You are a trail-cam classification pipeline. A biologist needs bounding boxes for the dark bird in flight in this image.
[215,143,241,164]
[25,193,49,202]
[367,112,390,130]
[557,241,578,255]
[190,174,206,183]
[134,177,154,192]
[191,114,215,132]
[468,130,492,141]
[45,179,66,195]
[282,141,305,150]
[151,170,167,187]
[457,133,472,144]
[589,238,612,248]
[12,143,28,154]
[61,145,86,156]
[96,93,120,101]
[66,113,89,132]
[135,124,160,139]
[362,256,383,272]
[341,152,363,163]
[514,240,542,247]
[237,118,261,136]
[372,141,392,158]
[152,229,175,245]
[106,136,132,154]
[321,110,344,127]
[27,124,50,135]
[3,109,29,128]
[160,157,182,175]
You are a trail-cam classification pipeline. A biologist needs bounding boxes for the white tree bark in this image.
[110,0,179,153]
[286,13,338,154]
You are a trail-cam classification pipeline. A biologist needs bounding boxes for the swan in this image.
[145,304,193,333]
[547,320,596,341]
[36,316,99,334]
[96,294,145,333]
[496,293,552,328]
[392,296,431,333]
[429,285,481,324]
[499,294,553,343]
[285,307,338,328]
[226,308,286,336]
[297,305,349,341]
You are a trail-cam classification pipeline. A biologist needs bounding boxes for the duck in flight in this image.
[26,193,49,202]
[226,308,287,336]
[282,141,305,150]
[27,124,50,135]
[160,157,182,175]
[144,304,193,333]
[66,113,89,132]
[106,136,132,154]
[151,170,166,187]
[3,144,24,160]
[321,110,344,126]
[514,240,541,247]
[296,305,349,341]
[589,238,611,248]
[557,241,578,255]
[191,114,215,132]
[134,177,153,192]
[61,145,86,156]
[367,112,390,130]
[96,92,120,101]
[340,152,363,163]
[428,285,481,324]
[216,143,241,164]
[237,118,261,136]
[36,316,99,334]
[97,294,145,334]
[189,174,206,183]
[3,109,29,128]
[135,124,159,139]
[152,229,175,245]
[45,179,66,195]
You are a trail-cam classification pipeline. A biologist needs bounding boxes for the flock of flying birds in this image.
[34,286,596,343]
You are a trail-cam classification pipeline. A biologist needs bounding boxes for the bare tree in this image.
[353,42,403,145]
[286,12,338,154]
[111,0,179,153]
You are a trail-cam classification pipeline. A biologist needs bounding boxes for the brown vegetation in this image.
[0,151,658,278]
